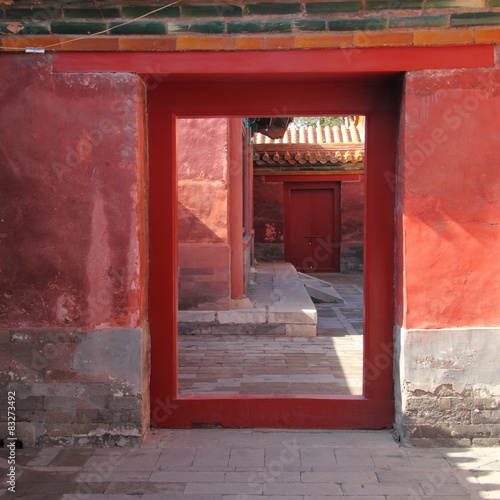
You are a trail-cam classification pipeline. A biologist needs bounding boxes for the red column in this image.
[228,118,245,299]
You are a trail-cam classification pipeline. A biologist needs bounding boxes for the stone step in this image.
[179,262,317,337]
[298,272,345,303]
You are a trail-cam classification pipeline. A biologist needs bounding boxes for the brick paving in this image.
[1,428,499,499]
[178,273,363,396]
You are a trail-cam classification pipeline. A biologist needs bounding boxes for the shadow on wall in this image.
[178,202,225,244]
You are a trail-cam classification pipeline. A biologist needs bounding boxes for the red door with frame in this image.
[285,182,341,273]
[146,76,398,429]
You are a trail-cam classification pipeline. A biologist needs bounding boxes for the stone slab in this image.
[300,276,345,303]
[179,262,318,337]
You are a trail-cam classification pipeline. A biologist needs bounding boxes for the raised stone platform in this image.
[178,262,317,337]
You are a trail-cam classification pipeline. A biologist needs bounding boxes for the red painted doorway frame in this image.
[148,78,398,429]
[284,182,342,273]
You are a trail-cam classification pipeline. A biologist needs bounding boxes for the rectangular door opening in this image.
[148,77,399,429]
[176,115,365,397]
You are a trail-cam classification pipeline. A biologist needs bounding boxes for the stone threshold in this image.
[178,262,317,337]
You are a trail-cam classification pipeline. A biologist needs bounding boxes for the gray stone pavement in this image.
[178,273,364,396]
[1,429,499,499]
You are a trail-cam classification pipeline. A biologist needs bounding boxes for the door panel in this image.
[311,189,336,271]
[287,189,312,271]
[285,184,340,272]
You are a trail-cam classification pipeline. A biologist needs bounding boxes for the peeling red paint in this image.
[0,55,144,329]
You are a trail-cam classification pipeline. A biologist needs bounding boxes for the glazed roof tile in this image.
[253,122,365,145]
[252,120,365,173]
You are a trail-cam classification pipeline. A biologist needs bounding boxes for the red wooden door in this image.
[285,184,340,272]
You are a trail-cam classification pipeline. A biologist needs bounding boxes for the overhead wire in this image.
[1,0,182,52]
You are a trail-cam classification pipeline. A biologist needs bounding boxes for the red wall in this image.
[341,177,364,273]
[0,55,146,329]
[253,175,284,262]
[177,118,230,310]
[399,63,500,329]
[177,118,229,244]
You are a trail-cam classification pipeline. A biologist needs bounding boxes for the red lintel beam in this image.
[53,45,494,75]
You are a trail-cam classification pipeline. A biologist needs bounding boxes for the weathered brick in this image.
[44,423,110,438]
[199,36,235,50]
[246,3,302,15]
[109,21,166,35]
[179,267,215,276]
[476,27,500,41]
[177,36,201,50]
[76,409,114,424]
[472,410,500,424]
[265,35,294,49]
[43,396,107,411]
[328,18,387,31]
[82,383,121,397]
[5,7,62,20]
[472,437,500,445]
[42,410,77,423]
[122,5,180,18]
[425,0,484,7]
[294,19,327,31]
[178,323,213,335]
[8,342,35,359]
[439,397,452,409]
[389,15,449,28]
[117,410,142,424]
[60,36,120,51]
[181,4,243,18]
[306,2,362,14]
[414,29,474,44]
[455,423,500,437]
[475,397,500,410]
[169,21,225,34]
[235,36,266,49]
[16,396,44,410]
[108,396,141,411]
[451,11,500,27]
[451,397,475,411]
[14,409,39,422]
[119,36,176,51]
[227,20,292,34]
[0,23,18,34]
[366,0,423,9]
[51,21,106,35]
[62,7,120,19]
[354,31,413,46]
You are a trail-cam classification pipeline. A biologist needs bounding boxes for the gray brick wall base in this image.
[394,326,500,446]
[0,328,147,447]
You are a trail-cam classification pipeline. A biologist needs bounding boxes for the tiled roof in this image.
[253,122,364,145]
[252,121,365,172]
